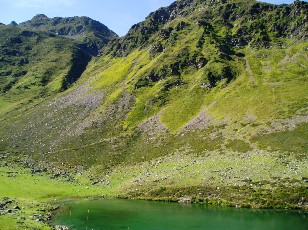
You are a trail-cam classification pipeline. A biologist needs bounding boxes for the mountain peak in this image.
[9,21,18,26]
[32,14,49,19]
[18,15,118,56]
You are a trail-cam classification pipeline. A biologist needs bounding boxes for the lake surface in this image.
[53,199,307,230]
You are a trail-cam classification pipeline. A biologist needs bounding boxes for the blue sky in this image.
[0,0,301,36]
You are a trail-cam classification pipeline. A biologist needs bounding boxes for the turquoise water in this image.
[53,199,307,230]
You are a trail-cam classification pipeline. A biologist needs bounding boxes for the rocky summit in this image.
[0,0,307,228]
[18,14,118,55]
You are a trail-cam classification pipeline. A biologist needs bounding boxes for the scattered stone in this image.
[6,209,12,213]
[13,205,20,210]
[31,169,42,174]
[301,177,308,182]
[178,196,191,204]
[55,225,70,230]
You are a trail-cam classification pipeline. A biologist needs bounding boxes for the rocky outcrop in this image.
[178,196,192,204]
[55,225,70,230]
[105,0,308,56]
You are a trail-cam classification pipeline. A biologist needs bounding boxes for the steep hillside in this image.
[0,16,117,116]
[0,26,88,103]
[0,0,307,213]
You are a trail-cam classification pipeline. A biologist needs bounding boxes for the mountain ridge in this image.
[18,14,118,56]
[104,0,307,56]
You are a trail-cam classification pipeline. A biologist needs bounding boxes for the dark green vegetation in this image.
[0,16,116,112]
[0,0,307,229]
[0,26,88,102]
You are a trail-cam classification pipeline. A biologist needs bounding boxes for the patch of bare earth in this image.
[181,109,212,132]
[138,114,168,137]
[47,82,103,139]
[49,82,103,109]
[245,57,256,86]
[279,53,308,65]
[268,114,308,133]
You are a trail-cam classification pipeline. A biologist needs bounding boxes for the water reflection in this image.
[54,199,308,230]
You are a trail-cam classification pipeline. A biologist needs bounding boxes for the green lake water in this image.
[53,199,307,230]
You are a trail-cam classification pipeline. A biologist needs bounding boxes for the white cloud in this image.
[2,0,76,9]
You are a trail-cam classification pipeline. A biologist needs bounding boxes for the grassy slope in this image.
[1,38,305,200]
[0,26,86,118]
[0,164,113,229]
[0,0,308,229]
[207,43,308,123]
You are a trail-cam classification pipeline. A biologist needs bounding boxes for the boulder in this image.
[178,196,192,204]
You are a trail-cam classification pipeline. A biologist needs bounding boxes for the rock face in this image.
[19,15,118,55]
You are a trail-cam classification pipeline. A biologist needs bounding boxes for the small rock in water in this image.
[55,225,70,230]
[178,196,191,204]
